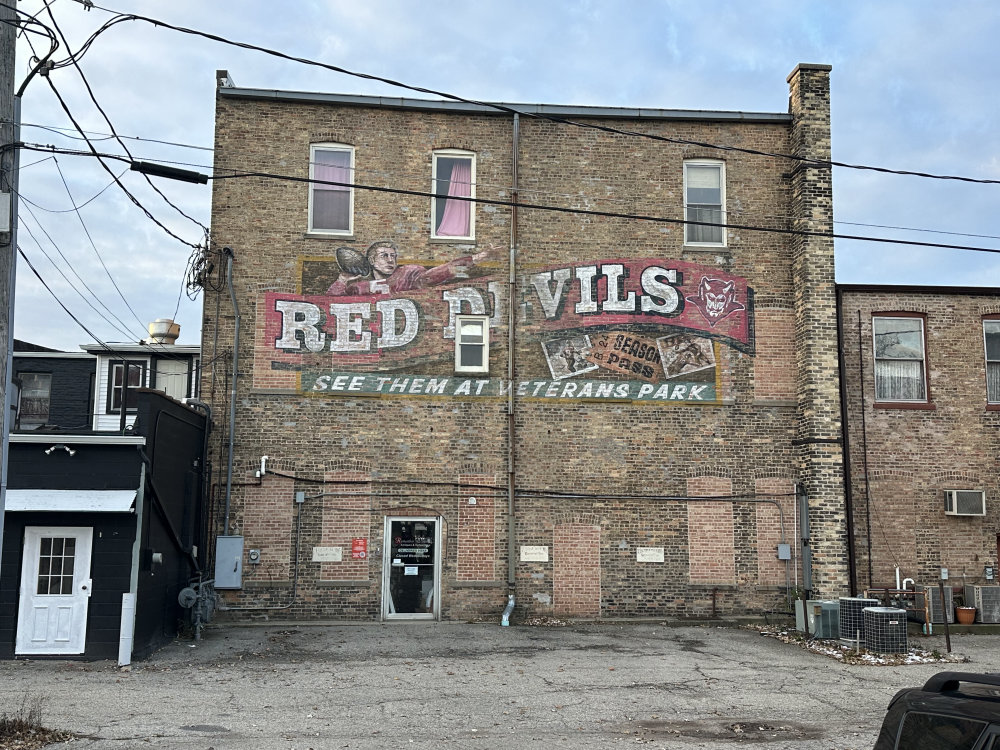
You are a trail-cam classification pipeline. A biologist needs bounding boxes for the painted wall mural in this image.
[257,240,755,403]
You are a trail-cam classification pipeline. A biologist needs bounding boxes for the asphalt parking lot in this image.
[1,619,998,749]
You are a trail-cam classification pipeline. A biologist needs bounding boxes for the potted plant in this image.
[956,605,977,625]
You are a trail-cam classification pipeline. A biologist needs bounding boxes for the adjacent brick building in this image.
[202,63,848,621]
[839,285,1000,595]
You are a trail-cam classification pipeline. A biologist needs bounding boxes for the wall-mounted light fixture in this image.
[44,443,76,456]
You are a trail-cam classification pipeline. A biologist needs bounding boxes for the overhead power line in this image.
[41,2,210,234]
[10,120,214,151]
[17,245,113,348]
[17,141,1000,256]
[19,200,146,341]
[65,1,1000,186]
[52,155,148,332]
[213,170,1000,256]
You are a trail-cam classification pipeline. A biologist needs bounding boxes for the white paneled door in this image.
[16,527,93,655]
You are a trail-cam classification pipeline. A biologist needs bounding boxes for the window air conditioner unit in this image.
[944,490,986,517]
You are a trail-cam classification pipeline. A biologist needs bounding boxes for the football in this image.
[335,246,372,277]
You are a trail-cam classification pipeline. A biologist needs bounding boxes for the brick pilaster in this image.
[787,63,849,595]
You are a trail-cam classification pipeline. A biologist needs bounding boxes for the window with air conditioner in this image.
[944,490,986,517]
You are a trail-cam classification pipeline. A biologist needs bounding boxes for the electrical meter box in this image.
[214,535,244,589]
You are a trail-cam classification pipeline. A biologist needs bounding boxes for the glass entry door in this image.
[383,517,439,620]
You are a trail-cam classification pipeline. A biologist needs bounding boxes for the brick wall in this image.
[457,473,497,581]
[687,476,736,583]
[755,477,797,585]
[841,288,1000,591]
[241,474,294,582]
[553,523,601,616]
[204,65,842,622]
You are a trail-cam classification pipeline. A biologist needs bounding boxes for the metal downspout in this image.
[506,114,519,595]
[223,247,238,533]
[835,287,858,595]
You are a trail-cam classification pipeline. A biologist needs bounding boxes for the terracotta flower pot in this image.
[956,606,977,625]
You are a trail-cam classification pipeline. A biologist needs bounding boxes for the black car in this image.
[874,672,1000,749]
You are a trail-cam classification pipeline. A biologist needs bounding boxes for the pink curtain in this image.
[436,160,471,236]
[314,150,350,192]
[313,150,351,230]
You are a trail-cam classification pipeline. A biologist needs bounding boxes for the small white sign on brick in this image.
[636,547,665,563]
[520,545,549,562]
[312,546,343,562]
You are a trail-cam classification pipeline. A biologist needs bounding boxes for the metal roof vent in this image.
[144,318,180,345]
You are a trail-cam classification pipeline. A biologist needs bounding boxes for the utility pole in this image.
[0,0,20,572]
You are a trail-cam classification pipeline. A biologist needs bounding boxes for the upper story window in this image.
[432,150,475,240]
[16,372,51,429]
[309,144,354,234]
[873,315,927,403]
[984,319,1000,404]
[108,360,146,414]
[684,160,726,246]
[455,315,489,374]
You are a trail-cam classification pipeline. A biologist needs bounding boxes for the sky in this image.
[9,0,1000,351]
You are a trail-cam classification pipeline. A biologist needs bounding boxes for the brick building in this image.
[202,63,848,621]
[839,285,1000,596]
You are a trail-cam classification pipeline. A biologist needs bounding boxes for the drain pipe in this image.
[505,113,520,619]
[501,593,515,627]
[223,247,239,534]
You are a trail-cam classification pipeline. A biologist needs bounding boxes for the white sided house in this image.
[82,319,200,431]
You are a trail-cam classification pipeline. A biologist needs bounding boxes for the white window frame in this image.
[308,143,354,235]
[984,319,1000,404]
[873,315,928,403]
[683,160,726,247]
[455,315,489,374]
[431,149,476,241]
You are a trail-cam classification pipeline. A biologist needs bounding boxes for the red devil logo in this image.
[686,276,746,326]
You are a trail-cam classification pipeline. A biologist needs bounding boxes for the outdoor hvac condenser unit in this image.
[944,489,986,516]
[864,607,908,653]
[916,584,953,624]
[795,599,839,638]
[967,585,1000,624]
[839,597,878,645]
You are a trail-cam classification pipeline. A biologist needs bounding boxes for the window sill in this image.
[683,243,729,251]
[986,403,1000,411]
[430,236,476,245]
[873,401,936,411]
[303,231,355,241]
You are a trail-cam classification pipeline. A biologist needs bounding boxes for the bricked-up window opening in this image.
[432,150,475,239]
[684,160,725,246]
[309,144,354,234]
[455,315,489,373]
[873,316,927,402]
[984,320,1000,403]
[17,372,51,429]
[108,361,146,413]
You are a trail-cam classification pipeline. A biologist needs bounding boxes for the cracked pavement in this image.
[2,621,998,749]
